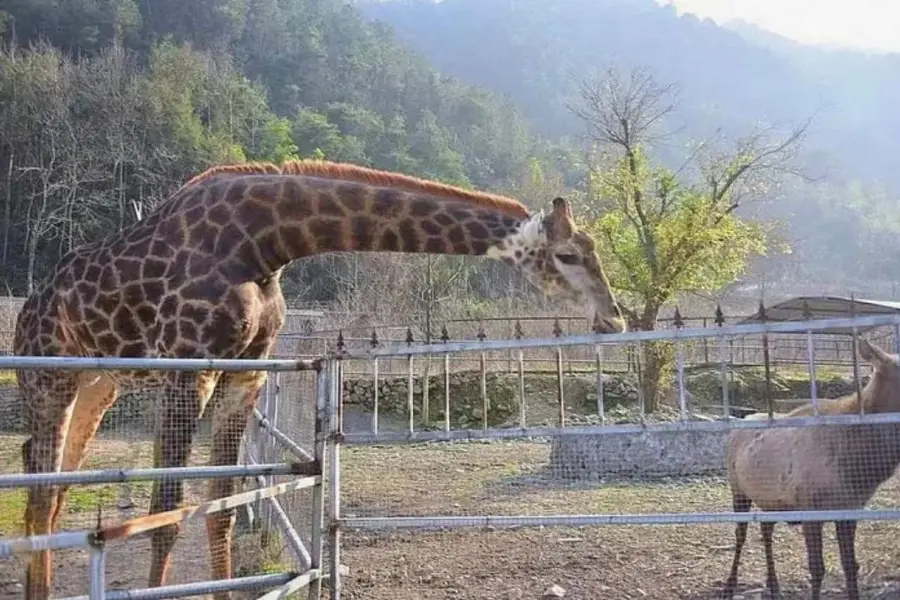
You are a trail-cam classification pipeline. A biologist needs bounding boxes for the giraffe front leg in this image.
[51,375,119,531]
[206,373,265,600]
[148,375,206,588]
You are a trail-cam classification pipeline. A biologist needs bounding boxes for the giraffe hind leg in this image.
[206,372,267,600]
[22,373,79,600]
[148,373,210,588]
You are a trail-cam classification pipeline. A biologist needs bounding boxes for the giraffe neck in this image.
[193,174,539,279]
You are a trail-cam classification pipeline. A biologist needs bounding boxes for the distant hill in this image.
[361,0,900,190]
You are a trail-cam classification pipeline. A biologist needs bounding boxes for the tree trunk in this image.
[26,227,37,296]
[636,305,672,413]
[641,342,666,413]
[1,153,13,270]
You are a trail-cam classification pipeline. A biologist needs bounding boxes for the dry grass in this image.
[339,442,900,600]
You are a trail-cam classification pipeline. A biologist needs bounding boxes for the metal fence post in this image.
[88,542,106,600]
[327,358,343,600]
[715,304,730,419]
[308,362,329,600]
[674,307,687,420]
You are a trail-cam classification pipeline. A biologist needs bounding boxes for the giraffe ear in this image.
[548,197,574,241]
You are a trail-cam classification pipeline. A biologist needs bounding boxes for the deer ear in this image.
[549,197,574,241]
[859,339,891,368]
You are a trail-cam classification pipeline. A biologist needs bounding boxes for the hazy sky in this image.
[662,0,900,53]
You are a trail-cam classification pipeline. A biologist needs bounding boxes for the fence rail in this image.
[3,313,900,599]
[0,358,323,600]
[319,312,900,599]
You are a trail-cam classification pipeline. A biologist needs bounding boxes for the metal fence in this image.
[4,314,900,598]
[322,313,900,599]
[281,308,900,381]
[0,357,325,599]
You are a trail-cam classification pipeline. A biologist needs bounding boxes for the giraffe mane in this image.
[183,159,531,218]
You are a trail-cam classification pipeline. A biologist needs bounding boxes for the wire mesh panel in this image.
[0,356,323,600]
[241,368,319,580]
[332,315,900,600]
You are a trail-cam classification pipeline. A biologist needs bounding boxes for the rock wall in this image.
[343,371,521,428]
[0,388,165,433]
[549,427,729,480]
[342,371,639,429]
[550,371,865,480]
[684,368,863,411]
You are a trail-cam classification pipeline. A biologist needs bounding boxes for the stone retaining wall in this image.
[549,427,729,480]
[548,371,864,480]
[342,371,638,428]
[0,387,162,433]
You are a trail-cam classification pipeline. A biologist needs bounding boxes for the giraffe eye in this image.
[555,253,580,266]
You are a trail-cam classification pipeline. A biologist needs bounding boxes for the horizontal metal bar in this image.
[57,572,300,600]
[0,463,304,489]
[252,408,315,462]
[340,411,900,445]
[253,570,319,600]
[331,314,900,358]
[0,356,318,372]
[99,476,319,542]
[0,530,93,557]
[343,509,900,530]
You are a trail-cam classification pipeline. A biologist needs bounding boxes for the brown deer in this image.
[722,338,900,600]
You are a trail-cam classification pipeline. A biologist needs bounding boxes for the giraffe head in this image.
[489,197,626,334]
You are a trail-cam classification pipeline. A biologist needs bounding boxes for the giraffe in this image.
[14,159,626,599]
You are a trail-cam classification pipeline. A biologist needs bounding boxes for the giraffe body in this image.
[15,160,625,599]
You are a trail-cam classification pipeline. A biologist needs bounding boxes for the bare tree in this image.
[569,64,808,411]
[568,65,680,152]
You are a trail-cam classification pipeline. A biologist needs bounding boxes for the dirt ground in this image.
[2,435,900,599]
[337,442,900,600]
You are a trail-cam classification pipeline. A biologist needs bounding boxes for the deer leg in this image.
[22,374,79,600]
[148,374,210,588]
[802,521,825,600]
[835,520,859,600]
[51,375,118,531]
[206,372,266,600]
[722,493,752,599]
[760,522,780,599]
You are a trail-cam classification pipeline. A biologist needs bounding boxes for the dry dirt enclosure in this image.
[339,442,900,600]
[1,436,900,599]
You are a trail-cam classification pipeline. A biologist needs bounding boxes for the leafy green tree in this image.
[408,111,468,186]
[572,66,805,411]
[292,108,352,160]
[253,116,299,163]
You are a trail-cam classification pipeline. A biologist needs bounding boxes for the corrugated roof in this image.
[737,296,900,335]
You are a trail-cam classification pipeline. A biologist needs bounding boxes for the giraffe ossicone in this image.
[15,159,624,600]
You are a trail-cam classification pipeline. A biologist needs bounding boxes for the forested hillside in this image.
[362,0,900,292]
[2,0,900,328]
[362,0,900,189]
[0,0,567,310]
